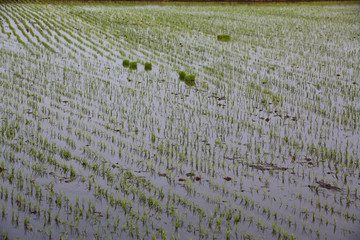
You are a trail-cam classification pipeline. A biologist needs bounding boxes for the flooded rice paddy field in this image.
[0,1,359,239]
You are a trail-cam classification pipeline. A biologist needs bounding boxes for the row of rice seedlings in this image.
[9,4,73,56]
[3,5,56,54]
[0,9,36,55]
[27,4,101,59]
[39,3,128,61]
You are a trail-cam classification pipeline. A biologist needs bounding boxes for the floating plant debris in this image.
[316,181,341,191]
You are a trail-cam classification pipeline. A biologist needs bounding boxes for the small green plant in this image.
[145,62,152,71]
[24,215,29,229]
[226,229,231,240]
[123,59,130,67]
[130,62,137,70]
[217,34,231,42]
[60,149,72,160]
[70,165,76,177]
[2,229,8,240]
[178,71,186,80]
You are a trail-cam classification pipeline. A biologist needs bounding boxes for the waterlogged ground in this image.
[0,1,359,239]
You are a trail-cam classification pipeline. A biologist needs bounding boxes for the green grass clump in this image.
[145,62,152,71]
[184,74,196,87]
[217,34,231,42]
[185,74,196,82]
[185,80,195,87]
[130,62,137,70]
[179,71,195,86]
[178,71,186,80]
[123,59,130,67]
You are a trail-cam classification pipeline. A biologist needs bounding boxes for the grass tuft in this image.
[217,34,231,42]
[130,62,137,70]
[123,59,130,67]
[179,71,186,80]
[145,62,152,71]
